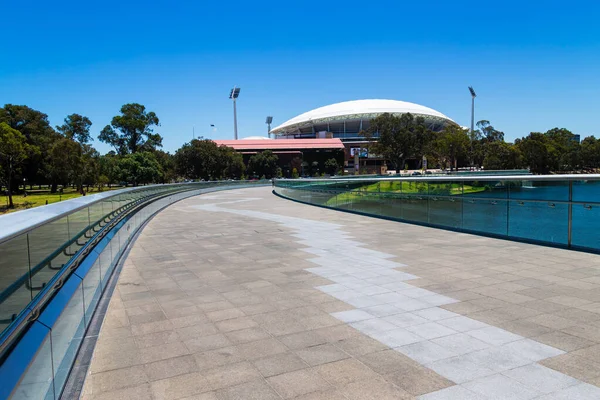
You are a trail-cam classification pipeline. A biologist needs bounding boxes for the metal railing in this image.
[274,175,600,252]
[0,181,267,400]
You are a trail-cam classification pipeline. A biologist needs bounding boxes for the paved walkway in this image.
[81,187,600,399]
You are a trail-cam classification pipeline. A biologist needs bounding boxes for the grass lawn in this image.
[0,186,123,214]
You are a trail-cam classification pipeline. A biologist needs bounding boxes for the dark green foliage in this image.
[0,123,37,207]
[361,113,431,173]
[56,114,93,144]
[115,152,163,186]
[247,150,279,179]
[324,158,339,175]
[99,103,161,154]
[482,141,522,170]
[174,139,246,180]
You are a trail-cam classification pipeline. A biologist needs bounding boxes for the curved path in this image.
[80,187,600,399]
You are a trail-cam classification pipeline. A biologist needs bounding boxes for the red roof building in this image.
[213,138,344,152]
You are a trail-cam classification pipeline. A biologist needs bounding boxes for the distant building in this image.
[269,99,455,172]
[214,138,344,177]
[572,134,581,143]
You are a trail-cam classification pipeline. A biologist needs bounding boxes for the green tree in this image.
[99,104,161,154]
[482,141,522,170]
[46,138,83,192]
[0,104,59,186]
[56,114,93,144]
[115,152,163,186]
[0,123,36,208]
[580,136,600,170]
[153,150,176,183]
[544,128,580,171]
[247,150,279,178]
[361,113,431,173]
[428,125,470,171]
[217,146,245,180]
[324,158,339,175]
[477,120,505,142]
[175,139,221,180]
[516,132,552,174]
[98,153,120,187]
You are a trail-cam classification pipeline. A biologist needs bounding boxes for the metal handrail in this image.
[275,174,600,183]
[0,183,196,246]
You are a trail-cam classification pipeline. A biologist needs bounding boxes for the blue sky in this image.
[2,0,599,154]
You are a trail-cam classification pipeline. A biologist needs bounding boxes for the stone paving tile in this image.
[252,352,308,377]
[266,368,331,399]
[82,187,600,399]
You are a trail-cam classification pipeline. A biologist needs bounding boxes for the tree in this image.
[115,152,163,186]
[428,125,470,171]
[217,146,245,180]
[544,128,580,171]
[361,113,430,173]
[482,141,522,170]
[175,139,221,180]
[247,150,279,178]
[99,103,161,154]
[46,138,83,193]
[516,132,552,174]
[0,123,35,208]
[56,114,93,144]
[99,153,120,187]
[153,150,177,183]
[324,158,339,175]
[580,136,600,170]
[477,120,505,142]
[0,104,59,186]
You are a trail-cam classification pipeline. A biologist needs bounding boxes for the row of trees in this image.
[362,113,595,174]
[0,103,296,208]
[0,103,176,208]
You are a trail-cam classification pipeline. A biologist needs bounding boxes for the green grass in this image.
[0,186,123,214]
[324,181,487,206]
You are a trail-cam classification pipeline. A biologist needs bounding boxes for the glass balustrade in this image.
[274,175,600,253]
[0,181,266,399]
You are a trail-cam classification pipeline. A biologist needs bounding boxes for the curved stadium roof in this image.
[270,99,454,134]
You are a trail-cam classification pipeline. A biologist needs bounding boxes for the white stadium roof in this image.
[271,99,454,133]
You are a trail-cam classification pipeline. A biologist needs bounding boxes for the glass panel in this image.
[27,216,71,298]
[572,180,600,203]
[428,197,463,228]
[462,198,508,236]
[0,234,30,333]
[81,249,102,326]
[379,193,403,220]
[572,202,600,250]
[354,192,382,215]
[508,200,568,245]
[509,179,569,201]
[10,324,55,400]
[400,196,428,223]
[48,279,85,398]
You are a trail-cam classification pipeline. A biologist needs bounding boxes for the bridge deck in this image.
[80,186,600,399]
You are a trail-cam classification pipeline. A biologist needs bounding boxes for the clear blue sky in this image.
[2,0,599,154]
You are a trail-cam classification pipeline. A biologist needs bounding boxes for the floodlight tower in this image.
[266,116,273,138]
[229,87,241,140]
[468,86,477,169]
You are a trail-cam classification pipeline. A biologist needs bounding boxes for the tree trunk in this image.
[50,182,58,193]
[7,166,14,208]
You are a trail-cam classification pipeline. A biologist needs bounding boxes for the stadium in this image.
[270,99,455,139]
[270,99,456,172]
